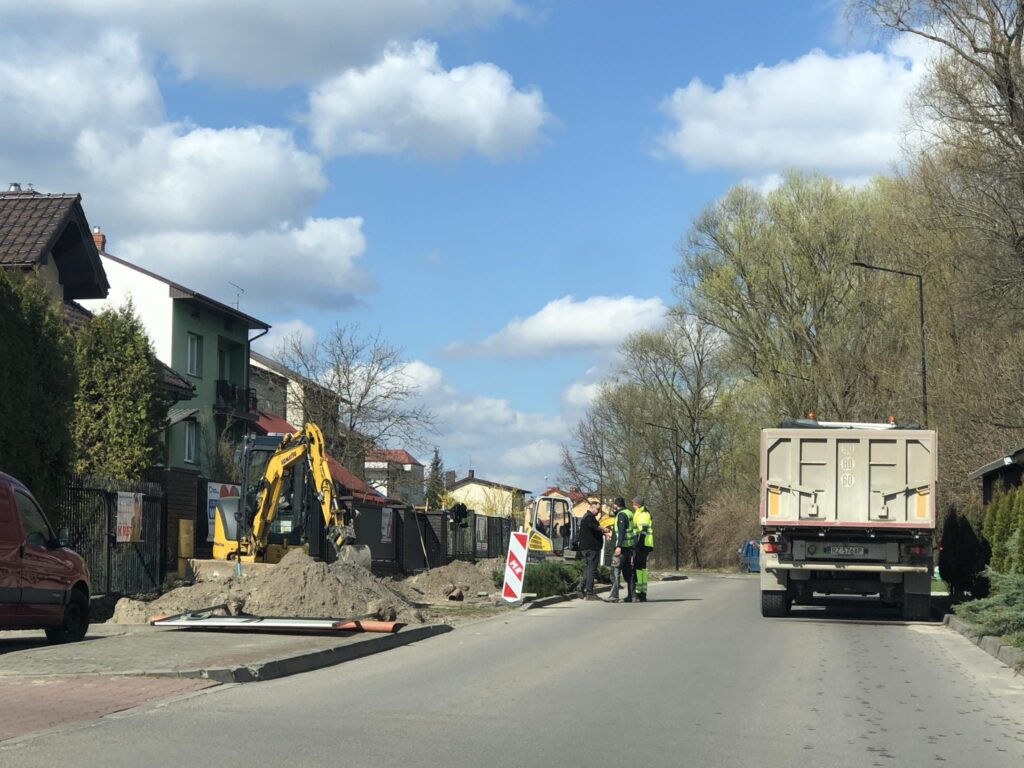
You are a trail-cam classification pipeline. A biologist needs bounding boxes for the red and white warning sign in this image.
[501,531,530,603]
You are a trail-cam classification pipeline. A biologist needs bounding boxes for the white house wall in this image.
[78,256,174,364]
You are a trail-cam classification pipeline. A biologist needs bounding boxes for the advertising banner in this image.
[115,492,143,543]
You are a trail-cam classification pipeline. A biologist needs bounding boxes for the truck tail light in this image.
[763,541,789,554]
[902,544,930,556]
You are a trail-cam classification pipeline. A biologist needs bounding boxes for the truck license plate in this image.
[823,545,868,557]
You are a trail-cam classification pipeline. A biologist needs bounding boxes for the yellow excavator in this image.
[212,423,371,568]
[524,494,616,562]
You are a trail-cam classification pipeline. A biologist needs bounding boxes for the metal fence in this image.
[56,475,165,596]
[449,511,512,561]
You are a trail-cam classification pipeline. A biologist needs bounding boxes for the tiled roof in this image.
[0,192,78,265]
[365,449,422,466]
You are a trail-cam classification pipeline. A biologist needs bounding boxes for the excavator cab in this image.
[526,495,577,560]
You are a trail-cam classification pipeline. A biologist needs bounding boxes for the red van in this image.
[0,472,90,642]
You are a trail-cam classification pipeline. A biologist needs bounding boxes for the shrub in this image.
[955,571,1024,650]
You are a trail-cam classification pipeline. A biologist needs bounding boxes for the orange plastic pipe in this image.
[332,620,404,633]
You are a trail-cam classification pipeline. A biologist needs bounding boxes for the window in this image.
[187,333,203,377]
[184,419,197,464]
[15,491,52,543]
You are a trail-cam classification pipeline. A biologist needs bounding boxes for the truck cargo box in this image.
[760,426,936,530]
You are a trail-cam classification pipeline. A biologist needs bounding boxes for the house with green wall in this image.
[79,246,270,477]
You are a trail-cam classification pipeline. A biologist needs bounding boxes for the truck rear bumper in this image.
[771,563,929,574]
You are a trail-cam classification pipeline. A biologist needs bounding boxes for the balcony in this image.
[214,379,258,421]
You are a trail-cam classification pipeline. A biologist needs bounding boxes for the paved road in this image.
[2,575,1022,767]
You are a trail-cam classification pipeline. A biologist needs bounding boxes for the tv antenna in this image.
[228,282,244,309]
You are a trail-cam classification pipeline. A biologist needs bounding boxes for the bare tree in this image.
[274,324,435,477]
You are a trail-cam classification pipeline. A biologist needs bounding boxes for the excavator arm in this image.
[215,423,363,565]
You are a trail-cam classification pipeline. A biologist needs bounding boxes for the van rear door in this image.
[0,484,23,616]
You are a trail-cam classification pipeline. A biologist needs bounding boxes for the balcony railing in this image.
[215,379,258,419]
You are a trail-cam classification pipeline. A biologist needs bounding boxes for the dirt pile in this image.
[111,549,421,625]
[392,558,504,603]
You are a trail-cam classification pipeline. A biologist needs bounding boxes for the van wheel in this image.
[761,591,790,618]
[46,589,90,644]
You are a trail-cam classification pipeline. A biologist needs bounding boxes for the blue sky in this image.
[0,1,929,492]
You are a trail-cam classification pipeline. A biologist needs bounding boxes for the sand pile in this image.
[112,549,421,624]
[392,558,504,602]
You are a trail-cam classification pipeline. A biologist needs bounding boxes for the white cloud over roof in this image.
[447,295,669,358]
[309,41,549,161]
[115,217,373,314]
[656,40,930,178]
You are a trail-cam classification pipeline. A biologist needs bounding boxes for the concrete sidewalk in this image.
[0,622,452,683]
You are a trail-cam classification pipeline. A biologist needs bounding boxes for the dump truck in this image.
[759,419,936,620]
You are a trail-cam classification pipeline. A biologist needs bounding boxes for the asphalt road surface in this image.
[2,575,1022,768]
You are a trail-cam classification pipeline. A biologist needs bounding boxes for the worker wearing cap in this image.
[607,497,636,602]
[632,496,654,602]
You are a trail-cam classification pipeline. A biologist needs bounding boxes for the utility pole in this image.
[646,421,680,570]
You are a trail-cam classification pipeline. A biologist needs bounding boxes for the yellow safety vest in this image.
[633,506,653,549]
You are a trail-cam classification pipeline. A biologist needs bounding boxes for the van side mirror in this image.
[58,527,71,548]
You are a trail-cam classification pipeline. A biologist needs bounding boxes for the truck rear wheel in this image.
[901,593,931,621]
[761,591,790,618]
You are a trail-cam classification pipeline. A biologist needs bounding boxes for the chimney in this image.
[468,469,475,479]
[7,182,21,193]
[444,470,456,489]
[92,226,106,253]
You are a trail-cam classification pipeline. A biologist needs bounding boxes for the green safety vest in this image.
[633,506,654,549]
[614,508,636,548]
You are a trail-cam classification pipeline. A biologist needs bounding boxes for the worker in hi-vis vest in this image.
[607,497,636,602]
[631,497,654,602]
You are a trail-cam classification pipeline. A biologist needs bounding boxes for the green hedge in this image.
[0,271,76,509]
[491,559,612,598]
[982,489,1024,575]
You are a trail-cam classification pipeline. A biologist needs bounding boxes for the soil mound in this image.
[392,558,503,602]
[112,549,420,625]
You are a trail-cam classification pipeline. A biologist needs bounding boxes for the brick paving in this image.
[0,676,218,742]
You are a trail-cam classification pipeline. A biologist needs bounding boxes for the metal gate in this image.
[56,475,165,596]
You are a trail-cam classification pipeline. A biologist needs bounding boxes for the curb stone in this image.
[144,624,453,684]
[943,614,1024,672]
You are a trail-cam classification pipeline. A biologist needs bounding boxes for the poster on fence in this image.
[207,483,241,543]
[115,492,144,543]
[381,508,394,544]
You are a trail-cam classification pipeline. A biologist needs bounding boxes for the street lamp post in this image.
[645,421,680,570]
[850,261,929,427]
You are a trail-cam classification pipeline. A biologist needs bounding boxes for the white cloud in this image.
[0,31,162,181]
[562,380,601,409]
[396,360,566,489]
[115,217,374,314]
[309,40,549,161]
[77,124,327,236]
[254,320,318,357]
[656,40,931,178]
[447,295,669,358]
[499,439,562,469]
[7,1,522,86]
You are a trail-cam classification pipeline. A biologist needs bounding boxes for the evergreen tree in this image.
[73,302,168,479]
[991,488,1019,572]
[425,446,445,510]
[0,271,76,510]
